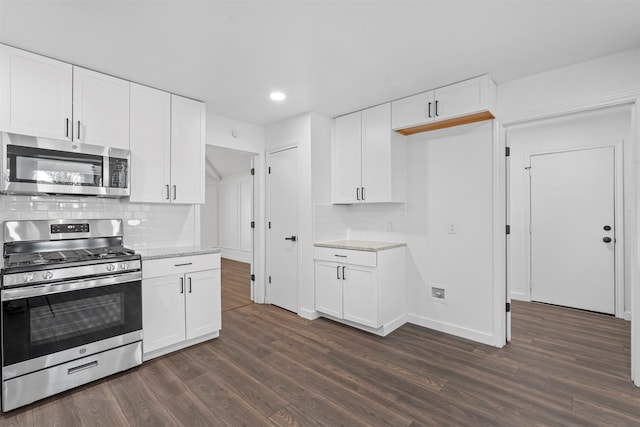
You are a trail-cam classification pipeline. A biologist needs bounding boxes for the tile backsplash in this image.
[314,203,407,243]
[0,195,196,249]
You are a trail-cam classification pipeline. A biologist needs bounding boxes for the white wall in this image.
[498,48,640,123]
[202,180,219,247]
[217,172,252,263]
[508,106,633,316]
[405,121,499,345]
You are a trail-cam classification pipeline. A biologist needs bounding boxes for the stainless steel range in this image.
[0,219,142,412]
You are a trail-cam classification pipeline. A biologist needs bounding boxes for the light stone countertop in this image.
[137,246,221,260]
[314,240,406,252]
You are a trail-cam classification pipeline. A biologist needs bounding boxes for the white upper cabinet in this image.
[0,44,73,139]
[392,75,496,135]
[170,94,205,204]
[129,83,171,203]
[130,89,205,204]
[72,66,130,149]
[332,103,405,204]
[333,111,362,203]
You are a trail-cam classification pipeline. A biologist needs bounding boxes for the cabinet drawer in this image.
[143,253,220,279]
[314,247,377,267]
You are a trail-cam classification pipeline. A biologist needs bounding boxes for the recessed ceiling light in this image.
[270,92,286,101]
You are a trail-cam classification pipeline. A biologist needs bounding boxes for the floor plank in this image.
[1,262,638,427]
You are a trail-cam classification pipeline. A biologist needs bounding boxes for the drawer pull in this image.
[174,262,193,267]
[68,360,98,375]
[334,255,347,258]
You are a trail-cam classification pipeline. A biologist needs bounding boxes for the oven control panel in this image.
[51,223,90,234]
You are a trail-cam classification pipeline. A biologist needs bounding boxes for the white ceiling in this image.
[1,1,639,126]
[206,145,252,180]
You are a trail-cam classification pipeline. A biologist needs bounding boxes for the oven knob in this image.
[120,263,129,270]
[43,271,53,280]
[106,264,116,272]
[23,273,34,282]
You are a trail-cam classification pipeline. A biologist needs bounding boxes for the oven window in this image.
[30,294,125,346]
[8,145,103,186]
[2,281,141,367]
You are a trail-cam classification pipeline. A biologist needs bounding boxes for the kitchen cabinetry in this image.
[0,44,72,139]
[170,95,206,204]
[72,66,130,149]
[0,45,130,149]
[129,91,205,204]
[332,103,405,204]
[314,245,406,336]
[142,252,221,360]
[392,75,497,135]
[129,83,171,203]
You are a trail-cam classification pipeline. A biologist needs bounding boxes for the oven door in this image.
[1,273,142,380]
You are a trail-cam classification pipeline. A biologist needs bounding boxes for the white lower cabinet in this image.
[142,253,221,359]
[314,246,406,335]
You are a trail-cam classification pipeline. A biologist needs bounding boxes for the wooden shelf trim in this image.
[394,111,495,136]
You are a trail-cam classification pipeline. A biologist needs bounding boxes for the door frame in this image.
[198,145,260,303]
[523,143,624,317]
[266,144,300,311]
[499,97,639,386]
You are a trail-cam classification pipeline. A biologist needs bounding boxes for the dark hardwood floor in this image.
[221,258,252,312]
[1,262,637,426]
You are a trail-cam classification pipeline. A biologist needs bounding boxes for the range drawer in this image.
[314,247,377,267]
[142,253,221,279]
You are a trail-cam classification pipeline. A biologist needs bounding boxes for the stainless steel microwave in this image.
[1,133,130,197]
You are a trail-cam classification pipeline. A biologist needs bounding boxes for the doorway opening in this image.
[505,104,634,374]
[202,145,255,312]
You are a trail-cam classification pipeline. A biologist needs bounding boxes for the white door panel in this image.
[268,147,299,312]
[530,147,615,314]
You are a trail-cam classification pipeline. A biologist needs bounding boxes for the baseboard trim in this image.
[510,292,528,301]
[407,314,499,347]
[315,313,407,337]
[624,310,632,321]
[143,331,220,361]
[298,308,320,320]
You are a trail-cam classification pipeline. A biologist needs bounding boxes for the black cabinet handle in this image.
[342,266,346,280]
[188,277,192,293]
[173,185,177,200]
[428,102,432,118]
[435,100,439,117]
[285,236,297,242]
[180,277,184,293]
[165,184,170,200]
[65,118,70,138]
[356,188,360,201]
[361,187,365,201]
[76,120,81,140]
[337,266,341,279]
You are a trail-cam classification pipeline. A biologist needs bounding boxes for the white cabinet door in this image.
[332,111,362,203]
[343,264,378,328]
[171,95,205,204]
[72,66,130,149]
[391,90,434,130]
[129,83,172,203]
[315,260,343,318]
[0,45,72,139]
[142,275,186,353]
[185,269,221,340]
[361,103,392,203]
[434,75,490,121]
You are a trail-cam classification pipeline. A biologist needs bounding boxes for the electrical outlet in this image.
[448,223,457,234]
[431,287,445,299]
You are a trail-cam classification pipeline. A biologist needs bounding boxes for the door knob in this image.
[603,237,612,243]
[284,236,297,242]
[603,225,612,231]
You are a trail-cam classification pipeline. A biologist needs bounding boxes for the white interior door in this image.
[530,146,615,314]
[268,147,299,312]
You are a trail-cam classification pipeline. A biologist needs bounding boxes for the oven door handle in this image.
[1,271,142,301]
